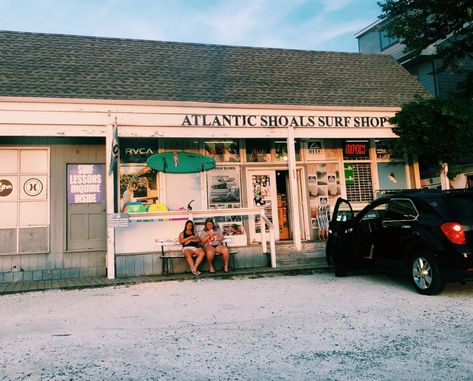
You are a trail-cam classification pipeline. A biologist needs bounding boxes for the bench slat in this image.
[161,251,238,275]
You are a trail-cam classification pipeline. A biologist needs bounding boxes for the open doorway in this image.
[276,170,290,240]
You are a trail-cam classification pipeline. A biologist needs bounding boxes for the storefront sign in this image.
[307,140,324,160]
[344,164,354,185]
[343,141,370,160]
[23,178,43,197]
[120,139,158,163]
[181,114,390,128]
[207,166,241,208]
[67,164,105,204]
[0,179,13,197]
[107,213,129,228]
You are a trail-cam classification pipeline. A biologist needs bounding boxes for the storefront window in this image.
[162,138,200,153]
[246,139,272,162]
[375,139,401,160]
[343,140,370,160]
[377,163,407,191]
[207,166,241,209]
[120,165,159,211]
[275,140,301,161]
[375,139,407,193]
[204,139,240,162]
[119,139,160,212]
[120,139,158,163]
[323,140,340,160]
[307,163,341,233]
[165,172,202,211]
[0,148,49,254]
[343,140,373,202]
[345,163,373,202]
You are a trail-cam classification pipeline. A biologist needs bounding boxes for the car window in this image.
[386,198,418,220]
[334,201,354,222]
[360,202,388,221]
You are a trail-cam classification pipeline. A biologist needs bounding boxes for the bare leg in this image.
[206,247,216,273]
[216,245,230,272]
[183,250,196,273]
[194,248,206,272]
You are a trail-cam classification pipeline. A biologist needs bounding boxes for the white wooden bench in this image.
[155,239,238,275]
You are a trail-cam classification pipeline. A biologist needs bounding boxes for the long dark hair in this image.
[183,220,195,234]
[203,217,215,231]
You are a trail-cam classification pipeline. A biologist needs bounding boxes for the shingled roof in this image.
[0,30,429,107]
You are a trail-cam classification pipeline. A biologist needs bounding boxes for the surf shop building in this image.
[0,31,429,282]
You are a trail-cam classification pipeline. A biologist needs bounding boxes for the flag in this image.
[109,122,119,174]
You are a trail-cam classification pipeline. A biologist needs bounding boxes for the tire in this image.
[326,244,348,277]
[334,268,348,277]
[410,251,445,295]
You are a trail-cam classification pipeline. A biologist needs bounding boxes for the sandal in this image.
[191,268,201,276]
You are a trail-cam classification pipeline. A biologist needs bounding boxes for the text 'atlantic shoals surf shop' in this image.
[181,114,390,128]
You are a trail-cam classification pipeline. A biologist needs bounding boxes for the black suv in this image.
[326,189,473,295]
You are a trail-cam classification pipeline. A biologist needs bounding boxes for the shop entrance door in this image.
[247,170,280,243]
[276,170,290,240]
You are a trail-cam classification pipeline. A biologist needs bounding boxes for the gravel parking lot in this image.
[1,272,473,381]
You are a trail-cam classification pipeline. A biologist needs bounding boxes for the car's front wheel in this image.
[410,251,445,295]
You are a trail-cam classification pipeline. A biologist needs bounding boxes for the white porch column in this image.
[105,123,116,279]
[287,127,302,251]
[440,163,450,190]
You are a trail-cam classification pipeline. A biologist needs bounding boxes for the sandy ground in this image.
[1,272,473,381]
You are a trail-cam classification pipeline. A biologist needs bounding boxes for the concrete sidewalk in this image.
[0,258,330,295]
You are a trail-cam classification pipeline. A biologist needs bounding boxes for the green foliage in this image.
[391,96,473,170]
[377,0,473,76]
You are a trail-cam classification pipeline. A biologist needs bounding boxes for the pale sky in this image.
[0,0,382,52]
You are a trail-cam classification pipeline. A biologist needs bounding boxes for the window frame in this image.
[0,147,50,255]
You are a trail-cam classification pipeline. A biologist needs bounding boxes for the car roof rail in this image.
[376,188,441,198]
[376,188,473,198]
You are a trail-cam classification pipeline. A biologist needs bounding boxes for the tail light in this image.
[440,222,466,245]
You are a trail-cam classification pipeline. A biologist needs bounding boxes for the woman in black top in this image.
[178,220,205,276]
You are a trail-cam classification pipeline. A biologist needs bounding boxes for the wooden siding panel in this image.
[19,227,49,253]
[411,62,436,96]
[382,44,406,60]
[358,30,381,53]
[0,229,16,254]
[437,58,473,97]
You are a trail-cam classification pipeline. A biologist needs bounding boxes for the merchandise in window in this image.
[246,139,272,162]
[204,140,240,162]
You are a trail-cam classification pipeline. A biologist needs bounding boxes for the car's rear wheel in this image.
[410,251,445,295]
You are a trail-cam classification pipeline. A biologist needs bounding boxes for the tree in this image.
[379,1,473,188]
[391,96,473,186]
[378,0,473,96]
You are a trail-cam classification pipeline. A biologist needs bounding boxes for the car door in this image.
[376,198,419,271]
[327,198,356,269]
[356,201,389,263]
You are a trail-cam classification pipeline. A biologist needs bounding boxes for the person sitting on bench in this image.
[200,218,230,273]
[178,220,205,276]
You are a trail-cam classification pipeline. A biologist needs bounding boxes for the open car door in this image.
[326,198,355,276]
